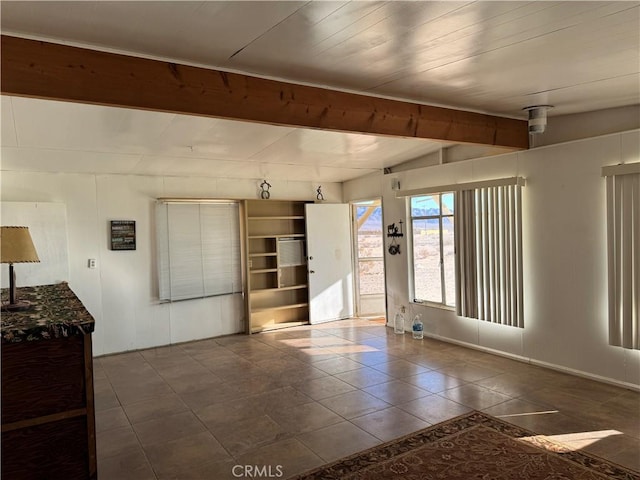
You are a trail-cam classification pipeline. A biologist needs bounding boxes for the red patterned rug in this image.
[290,411,639,480]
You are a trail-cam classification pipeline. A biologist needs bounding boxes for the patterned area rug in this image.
[290,411,640,480]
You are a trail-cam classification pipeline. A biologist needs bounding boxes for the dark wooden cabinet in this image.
[1,284,97,480]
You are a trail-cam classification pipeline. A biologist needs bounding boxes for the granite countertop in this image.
[1,282,95,343]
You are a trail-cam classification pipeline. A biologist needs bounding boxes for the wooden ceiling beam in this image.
[1,35,528,149]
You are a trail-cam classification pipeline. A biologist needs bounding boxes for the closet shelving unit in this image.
[245,200,309,333]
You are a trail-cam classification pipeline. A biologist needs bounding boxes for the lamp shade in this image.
[1,226,40,264]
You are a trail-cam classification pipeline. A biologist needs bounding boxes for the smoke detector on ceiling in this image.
[523,105,554,134]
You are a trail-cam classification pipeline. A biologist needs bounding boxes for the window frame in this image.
[409,192,455,309]
[604,164,640,349]
[156,200,243,302]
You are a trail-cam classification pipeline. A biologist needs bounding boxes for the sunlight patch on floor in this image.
[324,345,380,354]
[520,429,624,452]
[285,345,380,356]
[497,410,560,418]
[544,430,624,449]
[504,410,625,453]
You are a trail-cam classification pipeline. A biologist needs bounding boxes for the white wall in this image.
[1,201,70,287]
[344,130,640,388]
[537,105,640,148]
[0,171,342,356]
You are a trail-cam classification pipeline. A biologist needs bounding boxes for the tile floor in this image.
[94,318,640,479]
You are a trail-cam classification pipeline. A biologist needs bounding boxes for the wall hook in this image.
[387,220,404,238]
[387,220,404,255]
[260,180,271,199]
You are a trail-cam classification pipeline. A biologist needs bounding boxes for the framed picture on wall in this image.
[110,220,136,250]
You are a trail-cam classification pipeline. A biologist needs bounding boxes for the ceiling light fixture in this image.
[523,105,554,134]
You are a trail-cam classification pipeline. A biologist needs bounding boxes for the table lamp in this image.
[1,226,40,311]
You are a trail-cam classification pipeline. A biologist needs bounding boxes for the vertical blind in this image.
[156,202,242,302]
[455,181,524,327]
[604,163,639,349]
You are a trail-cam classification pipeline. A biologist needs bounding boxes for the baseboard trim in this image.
[420,330,640,392]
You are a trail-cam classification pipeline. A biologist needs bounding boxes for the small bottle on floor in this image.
[394,310,405,334]
[412,314,423,339]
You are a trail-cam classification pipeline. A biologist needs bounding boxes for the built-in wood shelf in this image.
[248,234,306,239]
[245,200,310,334]
[248,216,305,220]
[252,284,307,293]
[251,321,308,334]
[252,303,308,313]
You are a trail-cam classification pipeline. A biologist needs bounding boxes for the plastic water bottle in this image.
[412,314,423,339]
[394,311,405,334]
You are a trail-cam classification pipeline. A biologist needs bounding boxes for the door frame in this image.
[350,198,386,318]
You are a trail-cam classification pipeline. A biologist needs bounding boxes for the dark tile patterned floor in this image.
[94,318,640,479]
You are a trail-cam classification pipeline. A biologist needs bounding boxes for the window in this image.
[403,177,525,326]
[156,201,242,302]
[604,163,639,349]
[455,184,524,327]
[410,193,455,306]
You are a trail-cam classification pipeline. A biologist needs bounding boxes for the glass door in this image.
[352,199,385,316]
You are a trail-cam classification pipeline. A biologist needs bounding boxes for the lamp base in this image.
[1,301,32,312]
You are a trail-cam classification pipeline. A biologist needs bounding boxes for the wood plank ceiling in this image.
[1,1,638,182]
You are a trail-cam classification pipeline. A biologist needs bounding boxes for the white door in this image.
[306,203,354,324]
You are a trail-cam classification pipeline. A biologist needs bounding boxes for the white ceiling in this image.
[1,96,448,182]
[1,1,639,182]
